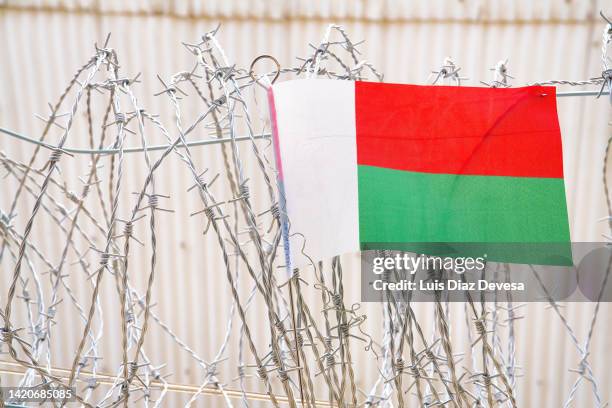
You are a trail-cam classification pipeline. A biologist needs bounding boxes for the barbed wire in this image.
[0,15,610,408]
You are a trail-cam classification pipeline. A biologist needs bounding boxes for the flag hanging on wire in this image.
[268,80,572,268]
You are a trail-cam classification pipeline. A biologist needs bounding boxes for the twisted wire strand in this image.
[160,75,284,406]
[0,55,98,262]
[2,55,106,405]
[3,21,612,408]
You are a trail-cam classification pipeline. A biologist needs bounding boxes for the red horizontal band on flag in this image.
[355,82,564,178]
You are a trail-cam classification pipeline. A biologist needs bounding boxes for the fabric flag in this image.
[268,79,572,268]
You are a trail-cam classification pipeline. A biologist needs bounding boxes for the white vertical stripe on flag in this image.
[271,79,359,267]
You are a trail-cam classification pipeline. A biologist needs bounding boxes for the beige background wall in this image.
[1,1,611,406]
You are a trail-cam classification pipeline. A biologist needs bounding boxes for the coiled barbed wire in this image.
[1,18,611,408]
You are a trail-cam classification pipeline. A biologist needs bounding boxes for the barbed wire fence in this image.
[0,14,610,408]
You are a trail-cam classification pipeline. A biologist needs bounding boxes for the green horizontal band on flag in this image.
[358,165,571,265]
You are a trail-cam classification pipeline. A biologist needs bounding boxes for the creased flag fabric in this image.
[268,79,571,268]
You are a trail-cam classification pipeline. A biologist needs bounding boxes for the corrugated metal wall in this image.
[1,1,611,406]
[1,0,608,22]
